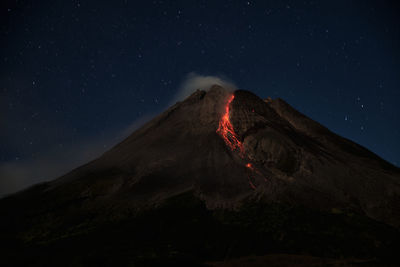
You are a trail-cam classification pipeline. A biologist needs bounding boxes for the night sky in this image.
[1,0,399,196]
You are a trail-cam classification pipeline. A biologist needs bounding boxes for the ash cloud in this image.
[0,116,151,198]
[0,140,107,197]
[0,73,236,197]
[170,72,237,104]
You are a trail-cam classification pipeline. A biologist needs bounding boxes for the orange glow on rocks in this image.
[217,93,260,190]
[216,94,244,156]
[245,163,257,189]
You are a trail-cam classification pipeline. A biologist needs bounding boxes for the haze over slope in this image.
[1,85,399,266]
[4,85,400,225]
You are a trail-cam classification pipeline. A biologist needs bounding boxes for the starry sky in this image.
[1,0,399,196]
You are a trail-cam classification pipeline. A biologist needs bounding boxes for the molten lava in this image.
[217,93,264,190]
[246,163,253,169]
[216,94,244,156]
[245,163,257,189]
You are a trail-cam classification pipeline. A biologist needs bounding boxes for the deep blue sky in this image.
[1,0,399,195]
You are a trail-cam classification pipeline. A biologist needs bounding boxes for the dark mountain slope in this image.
[1,85,399,266]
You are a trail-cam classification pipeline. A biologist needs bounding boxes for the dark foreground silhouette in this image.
[1,86,399,266]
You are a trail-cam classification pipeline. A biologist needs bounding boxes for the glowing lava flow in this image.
[216,94,244,156]
[245,163,257,189]
[217,94,260,190]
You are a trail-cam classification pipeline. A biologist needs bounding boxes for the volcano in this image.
[1,86,400,266]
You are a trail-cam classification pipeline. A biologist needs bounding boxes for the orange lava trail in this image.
[217,94,260,190]
[216,94,244,156]
[245,163,257,190]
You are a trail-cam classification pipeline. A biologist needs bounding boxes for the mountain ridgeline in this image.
[1,85,400,266]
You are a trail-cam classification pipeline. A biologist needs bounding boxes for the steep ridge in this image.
[231,89,400,228]
[1,85,399,228]
[1,85,399,266]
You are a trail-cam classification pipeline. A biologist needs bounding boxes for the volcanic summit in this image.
[1,85,400,266]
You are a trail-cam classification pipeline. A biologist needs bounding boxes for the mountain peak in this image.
[2,88,400,266]
[8,88,398,225]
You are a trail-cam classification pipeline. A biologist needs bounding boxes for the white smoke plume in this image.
[170,72,237,104]
[0,73,237,197]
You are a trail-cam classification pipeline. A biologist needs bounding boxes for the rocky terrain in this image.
[1,85,399,266]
